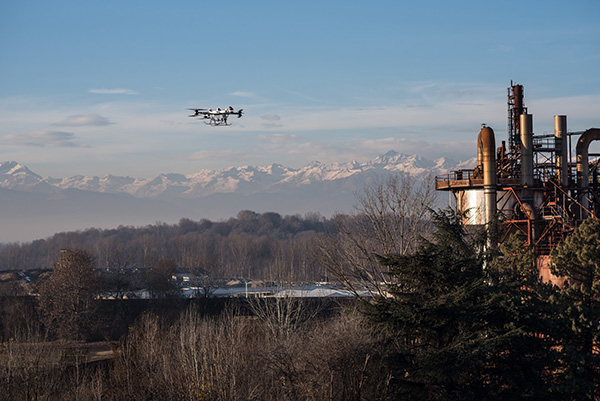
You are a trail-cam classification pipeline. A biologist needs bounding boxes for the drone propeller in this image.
[188,107,243,122]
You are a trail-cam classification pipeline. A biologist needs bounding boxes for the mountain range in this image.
[0,151,474,243]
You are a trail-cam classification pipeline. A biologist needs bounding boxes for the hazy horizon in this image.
[0,150,456,243]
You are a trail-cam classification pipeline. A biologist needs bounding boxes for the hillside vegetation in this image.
[0,211,332,281]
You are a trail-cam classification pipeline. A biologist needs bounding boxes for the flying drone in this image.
[187,106,243,126]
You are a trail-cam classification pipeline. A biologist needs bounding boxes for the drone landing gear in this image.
[204,117,231,126]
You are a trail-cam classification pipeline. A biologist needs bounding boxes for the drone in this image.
[187,106,243,126]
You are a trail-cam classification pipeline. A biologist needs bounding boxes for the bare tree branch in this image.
[318,173,436,297]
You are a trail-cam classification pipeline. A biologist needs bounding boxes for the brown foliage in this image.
[38,249,102,340]
[107,304,391,401]
[0,301,393,400]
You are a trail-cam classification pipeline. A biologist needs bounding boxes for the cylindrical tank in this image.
[554,115,568,187]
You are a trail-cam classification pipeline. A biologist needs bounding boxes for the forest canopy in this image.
[0,211,335,281]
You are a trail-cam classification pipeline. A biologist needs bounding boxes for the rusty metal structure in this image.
[436,82,600,282]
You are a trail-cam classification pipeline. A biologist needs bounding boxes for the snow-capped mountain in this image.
[0,151,471,199]
[0,161,57,193]
[0,152,474,243]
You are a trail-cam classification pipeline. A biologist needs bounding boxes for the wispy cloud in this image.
[259,114,283,128]
[52,114,114,127]
[1,131,88,148]
[230,91,259,99]
[256,133,297,143]
[261,114,281,121]
[187,149,248,163]
[261,123,284,128]
[88,88,139,95]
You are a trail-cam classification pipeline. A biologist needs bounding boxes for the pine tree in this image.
[369,210,556,400]
[550,217,600,399]
[486,234,560,399]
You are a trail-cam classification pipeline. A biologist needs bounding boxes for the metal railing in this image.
[435,169,475,184]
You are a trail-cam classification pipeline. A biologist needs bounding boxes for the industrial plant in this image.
[436,82,600,283]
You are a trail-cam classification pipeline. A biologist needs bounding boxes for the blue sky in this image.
[1,0,599,178]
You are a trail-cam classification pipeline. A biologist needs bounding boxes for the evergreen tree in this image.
[369,210,555,400]
[486,234,560,399]
[551,217,600,399]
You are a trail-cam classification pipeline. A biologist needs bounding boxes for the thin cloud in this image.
[187,149,248,163]
[259,114,283,128]
[1,131,88,148]
[52,114,114,127]
[261,114,281,121]
[88,88,139,95]
[230,91,259,99]
[256,134,297,143]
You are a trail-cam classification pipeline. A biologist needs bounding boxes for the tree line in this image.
[0,174,437,285]
[0,210,333,281]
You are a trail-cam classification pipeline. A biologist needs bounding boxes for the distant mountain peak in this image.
[0,151,471,199]
[0,153,476,242]
[0,161,39,177]
[0,161,47,191]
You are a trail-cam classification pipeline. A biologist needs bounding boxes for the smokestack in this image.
[554,116,568,187]
[519,113,538,242]
[520,114,534,188]
[513,84,524,116]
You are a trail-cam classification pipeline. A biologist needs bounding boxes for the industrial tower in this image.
[436,82,600,283]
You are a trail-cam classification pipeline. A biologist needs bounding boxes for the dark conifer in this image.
[369,209,556,400]
[550,217,600,400]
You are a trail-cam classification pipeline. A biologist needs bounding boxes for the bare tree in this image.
[248,286,321,340]
[38,249,102,340]
[318,173,436,297]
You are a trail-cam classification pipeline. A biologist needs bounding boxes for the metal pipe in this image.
[520,114,534,188]
[554,115,568,187]
[576,128,600,213]
[477,126,497,245]
[477,139,483,171]
[518,114,538,242]
[520,202,539,244]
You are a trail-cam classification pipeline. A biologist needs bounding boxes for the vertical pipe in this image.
[520,114,534,188]
[554,115,568,187]
[576,128,600,215]
[478,126,497,247]
[520,114,537,242]
[513,85,524,116]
